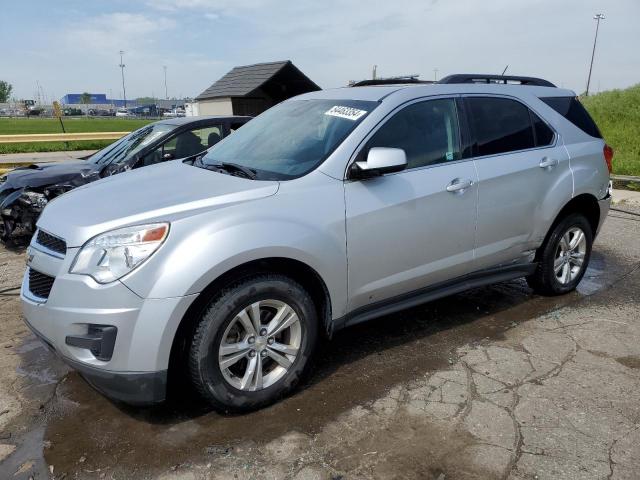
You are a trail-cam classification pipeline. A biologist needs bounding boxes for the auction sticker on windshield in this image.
[325,106,368,121]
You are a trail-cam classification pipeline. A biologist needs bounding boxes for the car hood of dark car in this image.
[0,161,100,191]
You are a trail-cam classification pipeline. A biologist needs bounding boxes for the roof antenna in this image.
[501,65,509,75]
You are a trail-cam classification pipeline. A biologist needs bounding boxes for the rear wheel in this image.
[527,213,593,295]
[188,274,318,412]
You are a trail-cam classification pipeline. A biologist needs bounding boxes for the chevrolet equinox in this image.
[21,74,612,411]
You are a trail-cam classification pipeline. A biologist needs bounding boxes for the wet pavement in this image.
[1,204,640,479]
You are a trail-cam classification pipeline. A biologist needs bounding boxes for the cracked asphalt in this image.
[1,204,639,479]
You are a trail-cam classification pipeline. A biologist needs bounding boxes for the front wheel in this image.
[527,213,593,296]
[188,274,318,412]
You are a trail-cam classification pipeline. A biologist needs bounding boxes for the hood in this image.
[37,161,279,247]
[0,160,100,191]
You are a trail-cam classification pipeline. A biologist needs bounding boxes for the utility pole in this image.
[433,69,438,81]
[585,13,605,96]
[372,65,377,80]
[163,66,168,99]
[119,50,127,108]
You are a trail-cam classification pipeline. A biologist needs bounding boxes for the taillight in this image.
[603,144,613,174]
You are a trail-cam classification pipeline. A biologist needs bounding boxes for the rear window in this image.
[540,96,602,139]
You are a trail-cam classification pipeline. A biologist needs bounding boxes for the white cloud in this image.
[64,13,176,54]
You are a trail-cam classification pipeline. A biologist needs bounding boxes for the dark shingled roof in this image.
[195,60,319,101]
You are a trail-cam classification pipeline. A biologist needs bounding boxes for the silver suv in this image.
[21,75,612,410]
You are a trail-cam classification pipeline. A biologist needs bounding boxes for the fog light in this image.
[66,325,117,361]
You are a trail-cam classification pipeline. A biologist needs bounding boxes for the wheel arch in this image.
[166,257,332,392]
[537,193,600,259]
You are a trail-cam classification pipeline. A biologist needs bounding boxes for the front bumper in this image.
[25,318,167,405]
[20,241,197,405]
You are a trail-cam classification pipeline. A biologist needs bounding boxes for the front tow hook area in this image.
[65,325,117,361]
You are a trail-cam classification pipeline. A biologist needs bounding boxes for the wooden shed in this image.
[194,60,320,117]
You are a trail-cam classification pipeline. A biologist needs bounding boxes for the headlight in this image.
[70,223,169,284]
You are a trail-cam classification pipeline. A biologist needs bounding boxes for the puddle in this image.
[576,250,619,295]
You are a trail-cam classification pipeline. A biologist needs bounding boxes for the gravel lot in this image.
[1,204,639,480]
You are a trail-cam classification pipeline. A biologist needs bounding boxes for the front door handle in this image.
[446,178,474,193]
[539,157,559,169]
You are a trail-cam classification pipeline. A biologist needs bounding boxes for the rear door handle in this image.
[446,178,474,193]
[539,157,559,169]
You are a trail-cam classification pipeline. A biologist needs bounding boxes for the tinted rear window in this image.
[540,96,602,138]
[467,97,535,156]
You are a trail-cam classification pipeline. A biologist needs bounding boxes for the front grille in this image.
[36,230,67,256]
[28,269,55,299]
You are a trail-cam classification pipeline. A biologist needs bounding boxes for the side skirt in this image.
[331,263,537,332]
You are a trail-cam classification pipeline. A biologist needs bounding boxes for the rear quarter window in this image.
[540,96,602,139]
[531,112,555,147]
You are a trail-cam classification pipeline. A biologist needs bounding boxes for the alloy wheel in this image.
[554,226,587,285]
[218,299,302,391]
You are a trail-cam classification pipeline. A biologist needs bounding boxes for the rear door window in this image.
[540,96,602,138]
[466,97,535,156]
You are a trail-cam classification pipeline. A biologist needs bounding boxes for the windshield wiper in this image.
[210,162,257,180]
[192,157,258,179]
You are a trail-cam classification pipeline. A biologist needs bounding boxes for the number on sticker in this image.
[325,106,368,121]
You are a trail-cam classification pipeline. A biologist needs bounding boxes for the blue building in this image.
[61,94,135,107]
[61,93,108,104]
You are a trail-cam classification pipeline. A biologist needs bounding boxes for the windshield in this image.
[201,99,377,179]
[89,123,175,166]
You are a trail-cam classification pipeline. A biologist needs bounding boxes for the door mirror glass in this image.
[352,147,407,178]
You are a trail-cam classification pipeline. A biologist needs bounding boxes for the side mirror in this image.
[162,153,174,160]
[351,147,407,179]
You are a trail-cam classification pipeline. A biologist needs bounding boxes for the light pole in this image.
[119,50,127,108]
[585,13,605,96]
[433,69,438,81]
[163,65,168,99]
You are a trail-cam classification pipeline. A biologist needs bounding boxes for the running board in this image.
[333,263,537,331]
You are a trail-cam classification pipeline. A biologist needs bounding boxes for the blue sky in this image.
[2,0,639,101]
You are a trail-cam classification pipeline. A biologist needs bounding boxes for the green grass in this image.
[0,140,113,155]
[582,84,640,176]
[0,117,155,154]
[0,117,154,135]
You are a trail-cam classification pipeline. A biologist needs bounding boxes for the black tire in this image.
[526,213,593,296]
[188,274,318,412]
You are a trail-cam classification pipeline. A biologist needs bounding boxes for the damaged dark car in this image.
[0,115,251,244]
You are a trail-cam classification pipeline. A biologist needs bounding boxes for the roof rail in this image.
[350,76,434,87]
[438,74,556,88]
